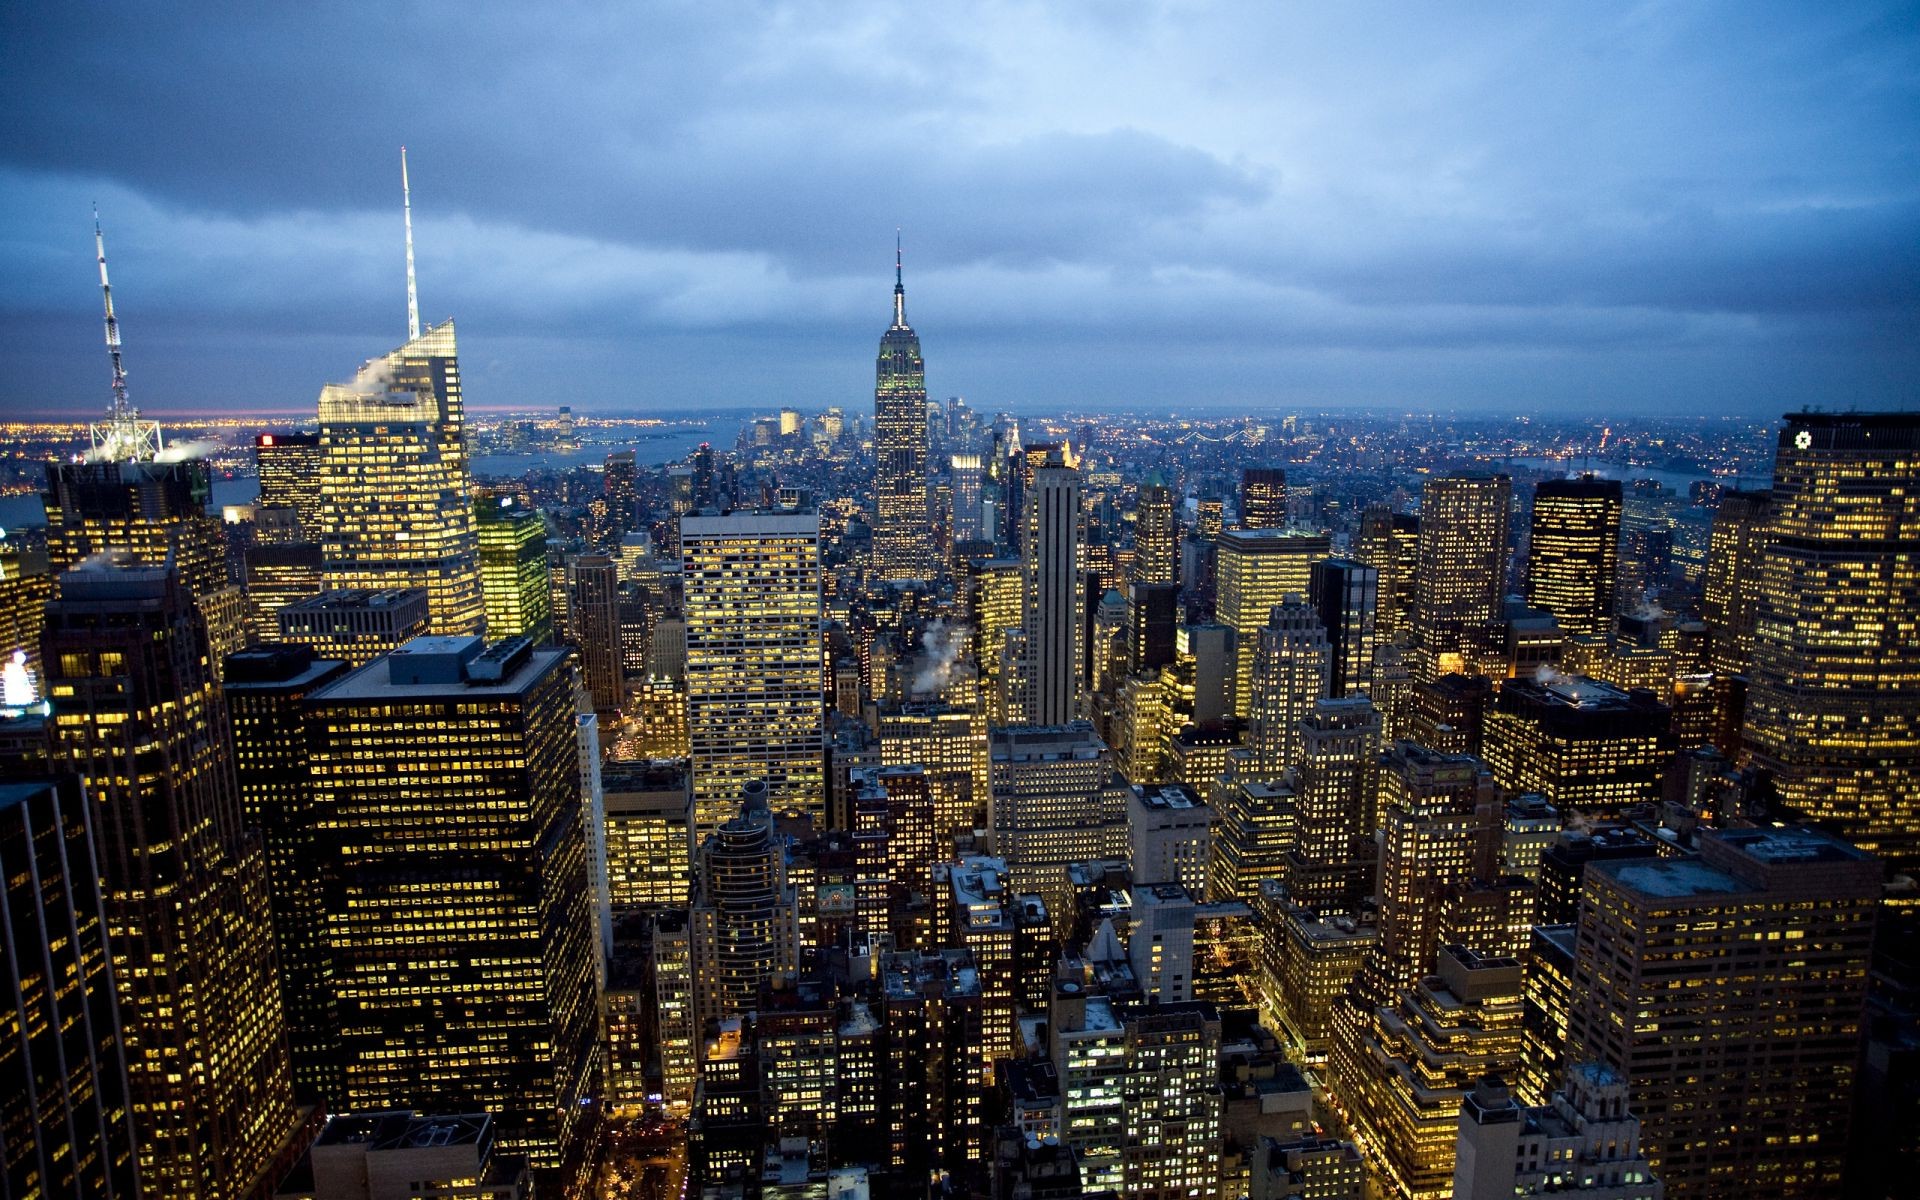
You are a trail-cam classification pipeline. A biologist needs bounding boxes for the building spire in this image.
[892,228,907,328]
[87,207,161,462]
[402,146,420,341]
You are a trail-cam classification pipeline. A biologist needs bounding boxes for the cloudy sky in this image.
[2,2,1915,419]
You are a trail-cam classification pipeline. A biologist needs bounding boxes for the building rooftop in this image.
[311,635,564,701]
[1602,858,1747,899]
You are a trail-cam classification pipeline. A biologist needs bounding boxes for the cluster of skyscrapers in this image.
[1,211,1916,1200]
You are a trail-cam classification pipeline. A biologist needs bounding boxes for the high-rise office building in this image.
[1311,557,1379,698]
[690,781,799,1025]
[1526,476,1621,637]
[1744,412,1920,873]
[1208,778,1298,903]
[244,541,325,631]
[568,553,624,713]
[315,323,483,635]
[1357,506,1421,646]
[1217,530,1332,717]
[1283,698,1381,911]
[990,723,1129,927]
[41,458,247,665]
[0,777,139,1199]
[601,759,693,911]
[255,430,324,536]
[878,702,991,842]
[874,244,934,582]
[951,453,986,544]
[1414,474,1512,677]
[1019,450,1086,725]
[475,494,554,643]
[276,586,432,666]
[1128,781,1212,893]
[1701,488,1773,676]
[305,634,600,1183]
[1481,675,1670,815]
[1335,945,1526,1200]
[222,644,352,1104]
[682,509,825,833]
[1240,466,1288,530]
[604,449,638,535]
[1122,1005,1226,1200]
[43,560,299,1200]
[1134,475,1179,586]
[1369,742,1501,995]
[1565,825,1880,1198]
[1247,596,1331,776]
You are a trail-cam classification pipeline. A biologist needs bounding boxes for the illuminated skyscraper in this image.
[1311,557,1380,699]
[681,509,825,833]
[43,560,299,1200]
[1134,474,1179,586]
[475,494,554,643]
[305,635,600,1184]
[878,701,991,842]
[1414,474,1512,677]
[276,586,431,666]
[1218,530,1331,717]
[1247,596,1331,776]
[568,553,624,713]
[0,777,139,1199]
[604,449,638,535]
[255,430,324,537]
[1565,826,1879,1198]
[42,458,247,665]
[601,759,692,910]
[1481,676,1669,815]
[315,322,483,635]
[221,644,352,1104]
[690,781,799,1025]
[990,723,1129,927]
[1240,465,1288,530]
[1526,476,1621,637]
[1744,412,1920,872]
[1701,488,1773,677]
[874,242,934,582]
[951,453,987,545]
[1369,743,1501,994]
[1283,698,1381,910]
[1019,450,1087,725]
[1357,506,1421,645]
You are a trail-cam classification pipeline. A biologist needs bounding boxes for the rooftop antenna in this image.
[88,207,162,463]
[892,228,906,328]
[402,146,420,340]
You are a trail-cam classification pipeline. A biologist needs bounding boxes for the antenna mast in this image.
[402,146,420,340]
[88,208,161,463]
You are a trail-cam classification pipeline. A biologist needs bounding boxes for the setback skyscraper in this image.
[874,241,934,582]
[43,559,299,1200]
[1018,448,1087,726]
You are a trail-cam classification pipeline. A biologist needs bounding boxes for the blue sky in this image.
[2,2,1916,418]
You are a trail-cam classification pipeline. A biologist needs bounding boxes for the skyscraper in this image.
[682,508,825,833]
[255,430,324,537]
[1480,675,1670,815]
[1217,530,1332,717]
[1357,506,1421,646]
[221,644,352,1105]
[1414,474,1512,677]
[604,449,639,535]
[1019,449,1086,726]
[690,781,799,1026]
[43,559,298,1200]
[951,453,987,544]
[0,777,139,1199]
[1311,557,1380,698]
[305,634,600,1184]
[1565,825,1879,1198]
[990,723,1129,926]
[1246,596,1331,777]
[1134,474,1179,586]
[1283,698,1381,911]
[1369,742,1501,994]
[1701,488,1773,677]
[1526,476,1621,637]
[1240,465,1288,530]
[874,241,934,582]
[568,553,624,713]
[1744,412,1920,872]
[475,494,554,643]
[315,322,483,635]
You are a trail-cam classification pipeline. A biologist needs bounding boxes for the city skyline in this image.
[4,4,1917,419]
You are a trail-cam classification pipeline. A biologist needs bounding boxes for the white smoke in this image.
[155,439,220,463]
[345,355,396,394]
[910,621,970,696]
[1534,662,1569,687]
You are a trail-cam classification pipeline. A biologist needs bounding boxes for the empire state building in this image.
[874,240,934,582]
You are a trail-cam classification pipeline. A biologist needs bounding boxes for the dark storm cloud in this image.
[1,0,1916,417]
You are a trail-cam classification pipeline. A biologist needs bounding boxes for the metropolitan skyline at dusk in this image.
[4,2,1918,418]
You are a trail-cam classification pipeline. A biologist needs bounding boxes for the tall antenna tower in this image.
[402,146,420,341]
[88,207,162,463]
